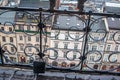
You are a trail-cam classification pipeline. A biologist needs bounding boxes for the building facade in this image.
[0,0,120,72]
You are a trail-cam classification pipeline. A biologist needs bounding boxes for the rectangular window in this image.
[28,47,32,51]
[54,42,58,48]
[115,45,119,51]
[54,51,57,57]
[92,45,97,51]
[1,27,4,31]
[99,45,103,51]
[10,37,13,42]
[64,43,68,49]
[28,36,31,41]
[94,37,99,40]
[4,46,7,50]
[36,46,39,52]
[75,35,79,41]
[109,34,113,40]
[17,12,24,18]
[11,47,14,52]
[74,44,78,49]
[36,36,39,42]
[73,54,76,59]
[87,44,89,50]
[88,37,91,41]
[19,35,23,40]
[110,55,117,62]
[65,35,68,40]
[9,27,12,31]
[55,36,58,39]
[27,26,31,30]
[63,52,66,58]
[89,55,95,61]
[9,57,16,62]
[2,36,6,42]
[27,14,32,19]
[107,45,111,51]
[18,25,24,30]
[118,35,120,41]
[20,45,24,51]
[103,54,109,62]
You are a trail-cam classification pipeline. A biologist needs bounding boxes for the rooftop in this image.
[104,2,120,13]
[0,67,120,80]
[19,0,50,9]
[0,11,15,24]
[107,18,120,29]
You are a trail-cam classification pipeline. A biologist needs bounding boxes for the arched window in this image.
[101,65,106,70]
[70,62,76,67]
[109,65,114,69]
[52,61,58,66]
[117,67,120,72]
[93,64,98,69]
[61,62,67,67]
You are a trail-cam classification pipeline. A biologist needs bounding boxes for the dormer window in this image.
[17,12,24,18]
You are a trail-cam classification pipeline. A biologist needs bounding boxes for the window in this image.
[115,45,119,51]
[110,54,117,62]
[11,47,14,52]
[64,43,68,49]
[28,36,31,41]
[88,37,91,41]
[74,44,78,49]
[20,45,24,51]
[27,14,32,19]
[28,47,32,52]
[44,38,47,43]
[19,35,23,40]
[55,36,58,39]
[9,27,12,31]
[94,37,99,40]
[87,44,89,50]
[75,35,79,41]
[103,54,109,62]
[89,55,95,61]
[36,36,39,42]
[106,45,111,51]
[10,37,13,42]
[73,52,77,59]
[99,45,103,51]
[27,26,30,30]
[17,12,24,18]
[1,27,4,31]
[65,35,68,40]
[27,43,32,52]
[92,45,97,50]
[4,46,7,50]
[93,65,98,69]
[35,44,40,52]
[54,42,58,48]
[18,25,24,30]
[36,46,39,52]
[54,51,57,57]
[63,52,66,58]
[10,57,16,62]
[109,34,113,40]
[2,36,6,42]
[118,35,120,41]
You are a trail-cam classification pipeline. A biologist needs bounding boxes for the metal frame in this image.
[0,7,120,76]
